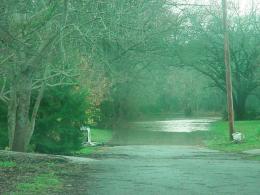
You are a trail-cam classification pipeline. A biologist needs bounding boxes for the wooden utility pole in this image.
[222,0,235,140]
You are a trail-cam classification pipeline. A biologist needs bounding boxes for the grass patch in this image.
[11,173,62,194]
[204,120,260,152]
[77,147,96,155]
[91,128,113,143]
[76,128,113,156]
[0,161,16,168]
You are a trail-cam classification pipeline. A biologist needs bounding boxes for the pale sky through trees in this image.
[184,0,259,14]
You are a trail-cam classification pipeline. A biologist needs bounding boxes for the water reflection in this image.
[131,118,219,133]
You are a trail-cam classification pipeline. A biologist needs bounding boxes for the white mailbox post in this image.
[80,126,92,145]
[232,132,244,142]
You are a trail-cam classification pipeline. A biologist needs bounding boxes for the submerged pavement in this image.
[130,117,220,132]
[82,145,260,195]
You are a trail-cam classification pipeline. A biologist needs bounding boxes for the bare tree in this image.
[176,1,260,120]
[0,1,82,151]
[0,0,179,151]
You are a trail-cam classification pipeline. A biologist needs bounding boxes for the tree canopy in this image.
[0,0,259,152]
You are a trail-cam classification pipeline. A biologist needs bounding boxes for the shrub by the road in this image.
[32,87,89,154]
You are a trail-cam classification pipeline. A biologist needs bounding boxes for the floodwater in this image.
[131,117,220,133]
[112,117,220,145]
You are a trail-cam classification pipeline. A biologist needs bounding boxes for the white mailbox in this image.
[80,126,92,144]
[232,132,244,142]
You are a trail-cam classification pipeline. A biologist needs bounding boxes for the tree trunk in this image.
[26,83,45,148]
[11,73,32,152]
[7,85,17,148]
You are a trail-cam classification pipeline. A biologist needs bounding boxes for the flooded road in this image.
[112,117,219,145]
[131,117,220,132]
[61,118,260,195]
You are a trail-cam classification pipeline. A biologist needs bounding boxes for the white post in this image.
[80,126,92,145]
[87,127,91,144]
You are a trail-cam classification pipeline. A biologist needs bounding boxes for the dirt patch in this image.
[0,150,93,195]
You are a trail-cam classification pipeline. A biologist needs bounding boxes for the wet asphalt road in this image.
[83,145,260,195]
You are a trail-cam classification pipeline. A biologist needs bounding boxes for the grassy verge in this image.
[204,120,260,152]
[0,161,16,168]
[0,128,113,194]
[91,128,113,143]
[76,128,113,156]
[9,173,62,195]
[0,156,66,195]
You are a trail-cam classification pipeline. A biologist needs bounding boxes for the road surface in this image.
[62,118,259,195]
[79,145,260,195]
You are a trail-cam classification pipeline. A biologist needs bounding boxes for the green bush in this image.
[32,87,89,154]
